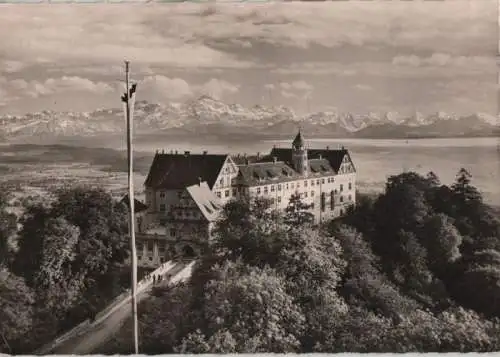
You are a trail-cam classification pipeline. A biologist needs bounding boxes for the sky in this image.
[0,1,497,116]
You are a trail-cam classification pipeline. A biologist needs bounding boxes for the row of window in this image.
[254,179,352,195]
[215,188,237,199]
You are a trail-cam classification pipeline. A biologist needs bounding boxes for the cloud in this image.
[2,60,26,74]
[273,54,496,79]
[141,76,192,101]
[138,76,239,102]
[0,2,494,72]
[354,84,372,91]
[280,81,313,92]
[278,80,313,98]
[8,76,114,98]
[392,54,493,68]
[198,78,239,99]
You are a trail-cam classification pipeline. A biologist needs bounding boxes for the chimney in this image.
[341,146,345,150]
[319,154,322,160]
[257,152,260,159]
[203,150,208,155]
[175,150,178,154]
[273,156,277,163]
[326,146,330,150]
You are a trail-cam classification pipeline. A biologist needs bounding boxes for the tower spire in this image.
[291,129,308,176]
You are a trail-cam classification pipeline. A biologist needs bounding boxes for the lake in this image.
[130,136,500,205]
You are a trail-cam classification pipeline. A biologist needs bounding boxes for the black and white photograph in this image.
[0,1,499,354]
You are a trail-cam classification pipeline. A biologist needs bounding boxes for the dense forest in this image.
[104,168,500,353]
[0,187,131,353]
[1,168,500,353]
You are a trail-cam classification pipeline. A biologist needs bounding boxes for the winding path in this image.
[41,260,195,355]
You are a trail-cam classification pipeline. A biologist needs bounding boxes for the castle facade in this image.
[133,131,357,267]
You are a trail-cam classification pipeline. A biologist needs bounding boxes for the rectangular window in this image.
[278,184,282,191]
[160,257,164,263]
[264,186,269,194]
[340,184,344,192]
[225,190,230,197]
[170,228,176,237]
[316,179,320,185]
[138,255,142,261]
[271,185,275,192]
[348,194,352,201]
[216,191,221,198]
[321,179,325,184]
[219,178,224,185]
[297,182,300,188]
[348,182,352,190]
[278,196,282,203]
[147,241,154,252]
[286,183,289,190]
[271,198,275,204]
[291,183,295,189]
[340,196,344,203]
[159,204,165,212]
[137,242,143,251]
[160,192,165,198]
[158,242,166,252]
[257,187,261,194]
[304,180,308,187]
[311,191,314,196]
[305,192,308,198]
[311,180,314,186]
[232,188,237,196]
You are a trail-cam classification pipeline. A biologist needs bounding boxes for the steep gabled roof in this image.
[120,195,148,213]
[144,153,228,190]
[237,161,300,186]
[269,147,351,173]
[186,182,222,222]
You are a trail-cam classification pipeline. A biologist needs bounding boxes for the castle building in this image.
[131,131,356,267]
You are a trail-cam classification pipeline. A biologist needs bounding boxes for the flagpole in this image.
[123,60,139,354]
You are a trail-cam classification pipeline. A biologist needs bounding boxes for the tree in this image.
[333,225,418,319]
[454,249,500,317]
[13,186,130,338]
[422,214,463,266]
[0,269,34,353]
[284,193,314,228]
[0,188,17,266]
[180,261,306,353]
[33,218,83,317]
[451,168,482,205]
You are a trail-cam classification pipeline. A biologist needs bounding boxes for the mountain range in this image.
[0,95,498,142]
